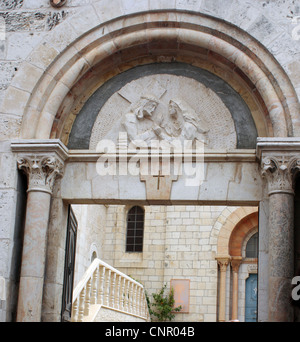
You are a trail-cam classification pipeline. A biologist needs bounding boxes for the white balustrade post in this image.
[125,280,129,312]
[78,287,86,322]
[111,272,116,308]
[71,298,78,322]
[129,282,134,313]
[121,277,126,311]
[98,266,105,305]
[105,269,111,306]
[91,269,98,305]
[84,278,92,316]
[137,286,141,316]
[133,284,137,314]
[116,275,121,310]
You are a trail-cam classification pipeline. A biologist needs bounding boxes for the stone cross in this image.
[153,170,165,190]
[140,161,178,201]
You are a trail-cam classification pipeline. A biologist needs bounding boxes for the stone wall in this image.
[82,204,257,322]
[72,204,107,288]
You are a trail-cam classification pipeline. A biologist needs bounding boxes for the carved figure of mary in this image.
[163,99,209,145]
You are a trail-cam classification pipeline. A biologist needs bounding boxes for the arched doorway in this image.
[216,208,258,322]
[245,273,258,322]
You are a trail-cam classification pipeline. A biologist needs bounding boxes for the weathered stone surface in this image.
[61,157,262,205]
[0,1,23,11]
[0,62,19,92]
[69,63,257,150]
[0,114,21,140]
[0,190,17,239]
[0,9,69,33]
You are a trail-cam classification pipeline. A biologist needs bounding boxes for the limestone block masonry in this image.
[0,0,300,323]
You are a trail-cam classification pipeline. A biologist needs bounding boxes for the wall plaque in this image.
[170,279,190,313]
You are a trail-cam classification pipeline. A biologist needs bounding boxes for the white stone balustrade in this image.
[71,259,150,322]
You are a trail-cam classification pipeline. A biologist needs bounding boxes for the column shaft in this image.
[17,191,52,322]
[217,257,230,322]
[268,192,294,321]
[15,152,65,322]
[231,258,242,321]
[260,153,300,322]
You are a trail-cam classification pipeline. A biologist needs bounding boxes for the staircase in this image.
[71,258,150,322]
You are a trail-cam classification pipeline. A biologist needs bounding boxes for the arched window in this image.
[91,251,97,263]
[246,233,258,258]
[126,206,144,252]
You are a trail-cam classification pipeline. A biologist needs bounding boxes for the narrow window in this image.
[246,233,258,258]
[126,206,144,252]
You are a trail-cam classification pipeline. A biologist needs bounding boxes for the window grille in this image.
[126,206,144,252]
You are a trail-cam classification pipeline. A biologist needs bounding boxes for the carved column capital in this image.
[216,256,231,272]
[17,154,64,194]
[261,155,300,195]
[231,257,243,273]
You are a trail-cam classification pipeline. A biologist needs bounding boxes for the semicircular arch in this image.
[4,10,297,142]
[216,207,258,257]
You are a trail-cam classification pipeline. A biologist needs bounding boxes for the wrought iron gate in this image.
[61,205,78,322]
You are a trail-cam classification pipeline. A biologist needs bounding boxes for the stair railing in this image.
[71,258,150,322]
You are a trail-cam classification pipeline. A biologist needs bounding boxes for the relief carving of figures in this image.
[121,95,163,144]
[164,99,209,145]
[121,95,209,147]
[90,74,238,150]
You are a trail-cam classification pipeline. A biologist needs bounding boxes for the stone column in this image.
[231,257,242,321]
[216,257,230,322]
[16,154,65,322]
[261,155,300,322]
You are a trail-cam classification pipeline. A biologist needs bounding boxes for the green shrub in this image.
[146,284,182,322]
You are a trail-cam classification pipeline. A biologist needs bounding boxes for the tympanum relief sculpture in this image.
[90,75,237,150]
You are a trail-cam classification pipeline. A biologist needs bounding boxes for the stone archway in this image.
[6,11,297,141]
[8,7,300,322]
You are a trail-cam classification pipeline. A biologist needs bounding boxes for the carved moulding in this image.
[17,154,64,194]
[11,139,68,194]
[261,155,300,196]
[231,256,243,273]
[216,256,231,271]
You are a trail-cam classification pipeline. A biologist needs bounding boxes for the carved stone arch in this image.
[216,207,258,257]
[6,10,297,142]
[229,212,258,257]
